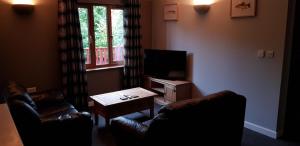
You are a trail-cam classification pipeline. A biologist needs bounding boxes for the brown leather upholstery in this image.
[111,90,246,146]
[2,81,93,146]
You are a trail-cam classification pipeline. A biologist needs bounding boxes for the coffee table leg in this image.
[105,118,110,127]
[94,114,99,126]
[150,107,154,118]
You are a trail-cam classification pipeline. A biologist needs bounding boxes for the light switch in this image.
[257,50,265,58]
[266,50,275,58]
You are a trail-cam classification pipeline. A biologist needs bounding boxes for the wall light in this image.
[193,0,214,14]
[12,0,34,14]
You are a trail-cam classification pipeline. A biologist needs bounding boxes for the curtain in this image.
[123,0,143,89]
[58,0,88,110]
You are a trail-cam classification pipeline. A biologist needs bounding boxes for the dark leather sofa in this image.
[111,90,246,146]
[1,81,93,146]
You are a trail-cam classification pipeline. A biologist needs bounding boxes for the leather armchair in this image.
[111,90,246,146]
[2,81,93,146]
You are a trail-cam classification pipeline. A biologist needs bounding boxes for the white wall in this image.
[152,0,288,138]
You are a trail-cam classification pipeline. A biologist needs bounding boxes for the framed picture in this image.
[164,3,178,21]
[231,0,256,18]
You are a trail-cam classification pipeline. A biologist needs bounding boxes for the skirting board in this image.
[244,121,281,139]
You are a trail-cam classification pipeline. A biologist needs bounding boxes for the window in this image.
[78,4,125,69]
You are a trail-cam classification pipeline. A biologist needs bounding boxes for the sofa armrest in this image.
[111,117,148,146]
[30,90,65,108]
[41,112,93,146]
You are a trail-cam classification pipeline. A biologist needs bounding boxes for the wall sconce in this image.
[12,0,34,14]
[194,5,210,14]
[193,0,214,14]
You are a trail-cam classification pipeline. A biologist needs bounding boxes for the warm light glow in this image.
[12,0,34,5]
[193,0,215,5]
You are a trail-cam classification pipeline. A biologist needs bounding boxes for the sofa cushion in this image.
[31,90,65,108]
[38,102,77,122]
[142,119,153,127]
[158,90,239,115]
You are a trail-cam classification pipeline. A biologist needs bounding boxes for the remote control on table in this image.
[120,95,139,100]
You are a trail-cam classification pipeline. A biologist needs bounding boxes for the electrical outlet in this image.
[26,87,37,93]
[257,49,265,58]
[266,50,275,58]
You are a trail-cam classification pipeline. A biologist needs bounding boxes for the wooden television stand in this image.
[144,76,192,105]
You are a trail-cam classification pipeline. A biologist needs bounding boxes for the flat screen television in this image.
[144,49,187,80]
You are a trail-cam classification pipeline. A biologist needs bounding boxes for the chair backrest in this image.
[2,81,41,145]
[4,81,38,109]
[145,90,246,146]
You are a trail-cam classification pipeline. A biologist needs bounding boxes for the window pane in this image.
[78,7,91,65]
[93,6,109,65]
[111,9,125,62]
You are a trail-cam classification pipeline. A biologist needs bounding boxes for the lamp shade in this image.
[194,5,210,14]
[12,4,34,14]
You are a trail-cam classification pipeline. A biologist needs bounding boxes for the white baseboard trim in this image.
[244,121,278,139]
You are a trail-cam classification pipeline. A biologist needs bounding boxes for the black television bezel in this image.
[144,49,187,80]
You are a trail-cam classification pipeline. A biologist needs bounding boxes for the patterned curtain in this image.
[58,0,88,110]
[123,0,143,88]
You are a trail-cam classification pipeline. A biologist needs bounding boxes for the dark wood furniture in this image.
[90,87,157,127]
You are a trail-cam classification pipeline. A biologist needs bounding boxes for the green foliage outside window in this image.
[93,6,108,48]
[79,7,124,49]
[112,10,125,47]
[78,8,89,49]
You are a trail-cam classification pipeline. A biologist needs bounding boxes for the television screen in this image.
[144,49,187,80]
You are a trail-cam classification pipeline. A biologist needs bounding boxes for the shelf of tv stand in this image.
[154,96,172,105]
[151,87,165,94]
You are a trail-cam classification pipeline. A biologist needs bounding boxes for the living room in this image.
[0,0,299,146]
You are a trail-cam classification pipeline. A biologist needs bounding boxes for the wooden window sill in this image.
[86,65,124,72]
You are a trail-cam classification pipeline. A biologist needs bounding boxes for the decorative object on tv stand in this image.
[164,3,178,21]
[12,0,34,14]
[231,0,256,18]
[193,0,214,14]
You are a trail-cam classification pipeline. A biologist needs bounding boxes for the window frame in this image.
[78,3,125,69]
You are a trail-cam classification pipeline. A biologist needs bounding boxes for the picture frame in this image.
[231,0,256,18]
[164,3,178,21]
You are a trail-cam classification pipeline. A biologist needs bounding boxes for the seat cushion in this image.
[142,119,153,127]
[38,102,78,122]
[158,90,238,115]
